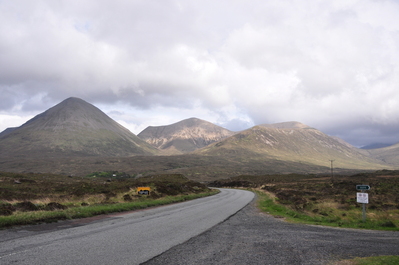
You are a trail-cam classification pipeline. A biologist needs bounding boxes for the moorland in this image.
[210,170,399,230]
[0,172,216,228]
[1,169,398,231]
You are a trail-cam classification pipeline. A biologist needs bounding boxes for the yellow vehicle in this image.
[137,187,151,195]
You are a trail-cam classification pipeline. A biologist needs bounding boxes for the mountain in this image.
[0,127,17,138]
[363,142,399,165]
[0,97,158,157]
[138,118,235,154]
[195,122,389,170]
[259,121,312,129]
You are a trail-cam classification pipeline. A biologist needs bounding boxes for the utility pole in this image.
[329,160,335,180]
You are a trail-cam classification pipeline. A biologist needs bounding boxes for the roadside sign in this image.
[137,187,151,195]
[356,185,370,190]
[357,192,369,204]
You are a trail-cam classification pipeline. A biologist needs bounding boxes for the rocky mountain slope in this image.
[0,97,158,157]
[138,118,235,154]
[195,122,388,170]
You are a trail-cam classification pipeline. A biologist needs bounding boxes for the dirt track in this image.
[144,198,399,265]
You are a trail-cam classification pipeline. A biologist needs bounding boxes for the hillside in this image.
[195,122,389,171]
[0,127,17,138]
[0,97,158,157]
[138,117,235,154]
[364,143,399,165]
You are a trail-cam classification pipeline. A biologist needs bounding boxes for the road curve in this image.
[0,188,254,265]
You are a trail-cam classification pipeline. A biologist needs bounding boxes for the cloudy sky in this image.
[1,0,399,147]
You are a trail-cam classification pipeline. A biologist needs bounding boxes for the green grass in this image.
[0,190,219,228]
[255,189,399,231]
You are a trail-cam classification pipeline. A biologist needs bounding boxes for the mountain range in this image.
[0,97,396,178]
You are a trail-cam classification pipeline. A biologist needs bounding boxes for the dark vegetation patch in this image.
[14,201,39,212]
[43,202,68,211]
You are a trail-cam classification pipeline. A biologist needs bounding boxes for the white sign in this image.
[357,192,369,204]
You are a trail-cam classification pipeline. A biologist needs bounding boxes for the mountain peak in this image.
[138,118,234,154]
[21,97,105,131]
[0,97,157,157]
[259,121,312,129]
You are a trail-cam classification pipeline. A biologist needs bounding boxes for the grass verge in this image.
[254,189,399,231]
[0,190,219,228]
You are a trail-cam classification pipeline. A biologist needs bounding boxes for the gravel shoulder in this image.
[144,196,399,265]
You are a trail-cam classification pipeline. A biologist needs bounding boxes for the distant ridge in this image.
[138,117,235,154]
[364,142,399,165]
[361,143,394,149]
[0,97,158,157]
[259,121,313,129]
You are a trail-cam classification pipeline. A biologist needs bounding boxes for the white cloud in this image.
[0,114,33,130]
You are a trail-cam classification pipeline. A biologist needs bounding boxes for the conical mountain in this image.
[0,97,158,157]
[196,122,388,170]
[138,117,235,154]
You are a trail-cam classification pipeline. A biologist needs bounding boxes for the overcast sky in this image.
[1,0,399,147]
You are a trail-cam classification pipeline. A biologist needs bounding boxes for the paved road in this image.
[144,197,399,265]
[0,189,254,265]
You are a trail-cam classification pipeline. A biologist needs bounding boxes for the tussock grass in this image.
[212,171,399,231]
[255,189,399,231]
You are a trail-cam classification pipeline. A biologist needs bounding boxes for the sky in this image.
[1,0,399,148]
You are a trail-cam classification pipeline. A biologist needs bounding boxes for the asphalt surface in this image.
[0,189,254,265]
[144,197,399,265]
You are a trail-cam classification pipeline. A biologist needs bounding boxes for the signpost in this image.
[356,185,370,191]
[356,185,370,222]
[356,192,369,204]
